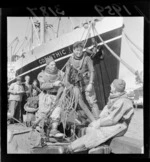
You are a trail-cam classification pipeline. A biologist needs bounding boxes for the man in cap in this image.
[21,75,32,122]
[66,79,134,153]
[65,41,100,120]
[35,56,64,137]
[8,76,25,122]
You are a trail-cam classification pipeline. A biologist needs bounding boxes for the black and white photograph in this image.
[6,16,144,154]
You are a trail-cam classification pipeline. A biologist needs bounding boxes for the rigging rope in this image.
[123,31,143,54]
[56,17,61,38]
[25,18,39,62]
[23,19,33,52]
[12,40,19,56]
[91,23,108,104]
[93,25,137,76]
[80,27,87,41]
[14,38,27,56]
[30,17,41,45]
[124,33,143,63]
[24,18,30,40]
[92,23,111,92]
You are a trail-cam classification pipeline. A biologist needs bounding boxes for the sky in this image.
[7,17,143,89]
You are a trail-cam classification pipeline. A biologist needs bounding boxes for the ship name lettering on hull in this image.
[38,49,67,65]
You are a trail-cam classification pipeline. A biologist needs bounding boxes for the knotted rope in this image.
[56,85,79,138]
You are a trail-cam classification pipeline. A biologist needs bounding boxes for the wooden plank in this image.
[110,136,143,154]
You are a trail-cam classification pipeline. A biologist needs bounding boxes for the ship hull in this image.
[15,27,123,109]
[8,18,123,110]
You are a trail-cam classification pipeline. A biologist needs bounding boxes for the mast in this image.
[40,17,45,44]
[31,19,33,46]
[29,17,34,51]
[30,17,40,46]
[31,19,33,53]
[57,17,61,38]
[69,17,74,30]
[11,46,13,63]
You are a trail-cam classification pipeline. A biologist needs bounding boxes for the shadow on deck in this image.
[110,136,143,154]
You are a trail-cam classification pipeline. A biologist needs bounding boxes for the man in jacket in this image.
[67,79,134,153]
[8,76,24,122]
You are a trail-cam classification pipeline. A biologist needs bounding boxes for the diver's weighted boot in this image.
[49,122,64,138]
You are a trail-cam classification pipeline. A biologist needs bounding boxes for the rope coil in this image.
[54,86,79,138]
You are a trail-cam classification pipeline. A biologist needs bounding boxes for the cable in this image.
[12,40,19,55]
[24,18,30,39]
[20,18,30,53]
[99,62,107,105]
[8,37,18,48]
[80,28,86,41]
[93,25,137,76]
[92,22,111,87]
[56,17,61,38]
[124,33,143,63]
[14,38,27,56]
[30,17,41,45]
[123,31,143,54]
